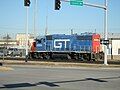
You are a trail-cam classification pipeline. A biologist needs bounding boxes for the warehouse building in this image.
[16,33,34,49]
[101,33,120,60]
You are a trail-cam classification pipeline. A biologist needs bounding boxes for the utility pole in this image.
[33,0,37,38]
[45,15,48,35]
[71,29,73,35]
[45,0,48,35]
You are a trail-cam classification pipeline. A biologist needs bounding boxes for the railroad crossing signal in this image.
[55,0,61,10]
[24,0,31,7]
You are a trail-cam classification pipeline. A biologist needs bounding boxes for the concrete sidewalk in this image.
[0,59,120,68]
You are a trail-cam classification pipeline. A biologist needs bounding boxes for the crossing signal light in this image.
[55,0,61,10]
[24,0,31,7]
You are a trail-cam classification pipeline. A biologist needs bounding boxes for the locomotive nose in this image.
[31,42,36,52]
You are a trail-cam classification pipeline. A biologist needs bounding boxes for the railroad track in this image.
[0,57,120,65]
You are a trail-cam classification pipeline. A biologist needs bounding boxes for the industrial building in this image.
[101,33,120,60]
[16,33,34,49]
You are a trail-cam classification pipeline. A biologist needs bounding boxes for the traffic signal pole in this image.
[104,0,108,65]
[25,6,29,62]
[24,0,31,62]
[61,0,108,65]
[83,0,108,65]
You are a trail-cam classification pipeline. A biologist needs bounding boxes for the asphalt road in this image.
[0,65,120,90]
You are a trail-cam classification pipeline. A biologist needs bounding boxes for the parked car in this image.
[7,48,22,57]
[0,51,4,57]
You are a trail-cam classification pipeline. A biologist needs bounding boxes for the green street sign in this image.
[70,0,83,6]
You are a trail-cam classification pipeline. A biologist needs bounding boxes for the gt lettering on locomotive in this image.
[54,39,70,48]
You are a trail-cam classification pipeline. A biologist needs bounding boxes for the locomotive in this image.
[28,33,104,61]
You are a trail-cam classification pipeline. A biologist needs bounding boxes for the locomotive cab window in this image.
[77,36,84,40]
[36,39,41,43]
[43,38,45,42]
[36,38,45,43]
[84,36,92,40]
[77,36,92,40]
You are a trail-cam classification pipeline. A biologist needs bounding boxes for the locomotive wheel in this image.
[82,54,90,61]
[99,52,104,60]
[45,54,50,60]
[86,55,90,61]
[74,55,79,60]
[67,54,71,60]
[86,54,91,61]
[91,54,96,61]
[70,53,79,60]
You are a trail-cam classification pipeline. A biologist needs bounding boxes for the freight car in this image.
[28,33,104,61]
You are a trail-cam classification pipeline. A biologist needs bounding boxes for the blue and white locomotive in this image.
[29,33,103,60]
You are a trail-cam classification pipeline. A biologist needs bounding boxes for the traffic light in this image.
[24,0,31,7]
[55,0,61,10]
